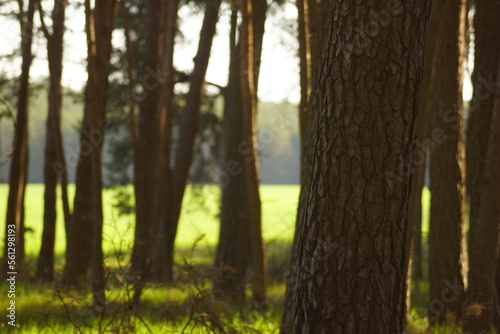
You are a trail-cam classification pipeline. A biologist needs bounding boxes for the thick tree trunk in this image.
[214,0,267,303]
[62,1,117,310]
[160,0,221,282]
[36,0,68,282]
[464,61,500,334]
[281,1,319,328]
[428,0,467,325]
[2,0,36,276]
[282,0,431,332]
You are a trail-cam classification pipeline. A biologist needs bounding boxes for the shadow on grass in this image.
[2,235,446,333]
[0,240,292,333]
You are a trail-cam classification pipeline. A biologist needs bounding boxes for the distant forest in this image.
[0,87,300,184]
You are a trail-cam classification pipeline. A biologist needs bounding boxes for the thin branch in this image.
[36,0,51,40]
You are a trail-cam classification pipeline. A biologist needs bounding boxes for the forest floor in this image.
[0,184,461,333]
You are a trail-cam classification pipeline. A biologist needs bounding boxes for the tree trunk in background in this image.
[2,0,36,276]
[408,0,445,287]
[297,0,312,167]
[37,0,68,282]
[282,0,431,331]
[464,60,500,334]
[281,1,319,328]
[132,0,175,298]
[152,0,178,282]
[405,0,445,324]
[428,0,466,325]
[464,0,500,328]
[214,0,267,303]
[215,40,249,301]
[62,1,117,309]
[466,0,500,251]
[121,0,140,232]
[161,0,221,281]
[240,0,267,305]
[214,1,247,302]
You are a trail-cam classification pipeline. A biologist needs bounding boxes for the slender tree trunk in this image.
[62,2,117,310]
[214,1,248,302]
[36,0,68,282]
[428,0,467,325]
[159,0,221,282]
[152,0,178,282]
[240,0,267,305]
[121,0,139,194]
[406,0,446,321]
[214,0,267,303]
[466,0,500,251]
[132,0,177,298]
[281,1,319,328]
[464,0,500,328]
[297,0,312,166]
[2,0,36,276]
[282,0,431,332]
[408,0,445,287]
[464,60,500,334]
[214,40,249,301]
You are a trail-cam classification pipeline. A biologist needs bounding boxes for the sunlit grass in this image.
[0,184,446,332]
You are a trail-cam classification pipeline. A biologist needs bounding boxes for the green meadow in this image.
[0,184,434,333]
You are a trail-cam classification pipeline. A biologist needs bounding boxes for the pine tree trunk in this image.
[406,0,446,320]
[152,0,178,282]
[466,0,500,254]
[281,0,319,329]
[214,0,267,303]
[37,0,68,282]
[160,0,221,282]
[428,0,467,325]
[2,0,36,276]
[464,0,500,328]
[62,2,117,307]
[464,60,500,334]
[132,0,176,298]
[282,0,431,332]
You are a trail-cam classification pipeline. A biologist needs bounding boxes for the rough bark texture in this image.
[2,0,36,276]
[464,62,500,334]
[62,1,117,307]
[281,0,319,329]
[162,0,221,281]
[282,1,431,332]
[428,0,466,325]
[36,0,69,282]
[214,0,267,303]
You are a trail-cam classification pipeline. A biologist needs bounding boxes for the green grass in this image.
[0,184,300,258]
[0,184,441,333]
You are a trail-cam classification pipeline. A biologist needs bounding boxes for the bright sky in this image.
[0,1,472,104]
[0,1,301,104]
